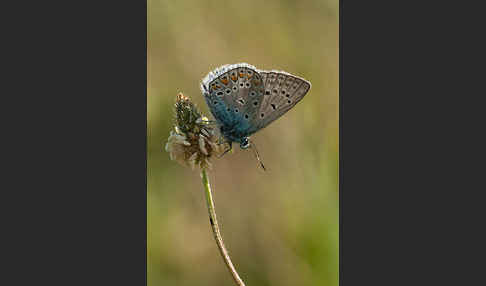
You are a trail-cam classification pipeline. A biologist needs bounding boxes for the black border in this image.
[339,1,475,285]
[8,0,148,284]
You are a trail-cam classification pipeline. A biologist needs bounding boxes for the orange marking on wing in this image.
[239,71,245,78]
[221,78,229,85]
[231,74,237,81]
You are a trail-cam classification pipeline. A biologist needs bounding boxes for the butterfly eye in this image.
[244,114,249,119]
[272,89,278,94]
[260,113,265,118]
[287,100,291,104]
[250,91,256,96]
[265,90,270,95]
[240,138,250,149]
[227,108,231,112]
[232,86,238,91]
[216,91,223,96]
[253,101,258,106]
[286,94,290,98]
[281,90,286,95]
[234,109,239,113]
[225,89,231,94]
[245,82,250,88]
[239,83,244,87]
[213,101,218,104]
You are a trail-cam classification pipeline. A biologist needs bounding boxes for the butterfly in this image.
[200,63,311,169]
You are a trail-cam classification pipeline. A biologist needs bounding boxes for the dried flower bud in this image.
[165,93,225,170]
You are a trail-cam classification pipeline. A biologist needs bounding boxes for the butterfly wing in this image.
[201,63,266,142]
[201,65,238,129]
[246,69,311,134]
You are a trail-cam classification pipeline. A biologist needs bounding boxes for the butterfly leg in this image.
[218,142,233,158]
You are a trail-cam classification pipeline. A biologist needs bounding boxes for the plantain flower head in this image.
[165,93,224,170]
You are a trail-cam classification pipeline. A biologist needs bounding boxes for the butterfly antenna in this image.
[250,140,266,171]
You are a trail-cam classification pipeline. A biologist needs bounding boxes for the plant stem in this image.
[201,168,246,286]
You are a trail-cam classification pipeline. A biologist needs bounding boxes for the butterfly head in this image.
[239,137,250,149]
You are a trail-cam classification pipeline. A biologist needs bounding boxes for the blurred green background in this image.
[148,0,338,285]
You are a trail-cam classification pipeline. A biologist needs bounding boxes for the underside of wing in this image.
[248,69,311,134]
[201,63,266,141]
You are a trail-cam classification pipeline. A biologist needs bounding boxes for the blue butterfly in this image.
[200,63,311,169]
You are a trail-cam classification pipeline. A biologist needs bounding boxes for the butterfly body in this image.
[200,63,311,149]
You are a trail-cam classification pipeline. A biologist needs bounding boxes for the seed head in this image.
[165,93,224,170]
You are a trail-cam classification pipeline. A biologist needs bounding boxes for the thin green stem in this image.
[201,168,246,286]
